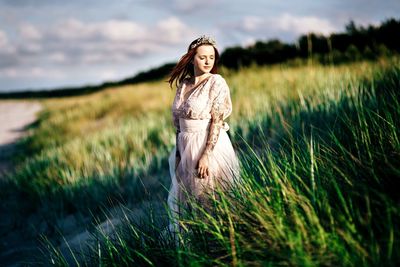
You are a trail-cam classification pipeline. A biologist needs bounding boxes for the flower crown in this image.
[190,35,217,50]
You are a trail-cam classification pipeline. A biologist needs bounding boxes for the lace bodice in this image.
[171,74,232,132]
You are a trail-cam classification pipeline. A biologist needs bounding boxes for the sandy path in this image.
[0,101,42,176]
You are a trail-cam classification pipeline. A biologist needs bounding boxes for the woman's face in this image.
[192,45,215,75]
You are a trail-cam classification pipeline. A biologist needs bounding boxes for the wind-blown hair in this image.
[168,37,219,89]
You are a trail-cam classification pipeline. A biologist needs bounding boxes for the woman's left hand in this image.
[197,154,210,179]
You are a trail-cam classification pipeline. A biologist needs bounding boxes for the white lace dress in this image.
[167,74,240,235]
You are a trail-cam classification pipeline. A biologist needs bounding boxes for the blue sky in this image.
[0,0,399,92]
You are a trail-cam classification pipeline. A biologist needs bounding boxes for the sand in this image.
[0,101,42,176]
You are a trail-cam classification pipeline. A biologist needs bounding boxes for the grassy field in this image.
[1,57,399,266]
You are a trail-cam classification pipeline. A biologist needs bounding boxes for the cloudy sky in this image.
[0,0,399,92]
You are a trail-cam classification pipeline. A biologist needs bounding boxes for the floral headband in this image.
[190,35,217,50]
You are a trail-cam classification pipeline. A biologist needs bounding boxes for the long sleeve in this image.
[203,76,232,156]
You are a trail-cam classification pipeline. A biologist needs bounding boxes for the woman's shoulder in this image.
[210,73,227,84]
[211,73,223,80]
[210,73,228,87]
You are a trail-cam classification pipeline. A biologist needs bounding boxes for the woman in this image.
[167,35,240,237]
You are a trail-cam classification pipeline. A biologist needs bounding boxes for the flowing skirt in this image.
[167,118,240,237]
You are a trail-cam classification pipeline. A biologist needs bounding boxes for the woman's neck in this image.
[192,72,212,85]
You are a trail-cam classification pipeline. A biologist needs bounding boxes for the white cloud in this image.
[0,30,8,47]
[223,13,338,43]
[0,66,65,78]
[19,23,42,40]
[101,20,147,41]
[0,17,196,68]
[276,13,337,35]
[0,68,17,78]
[48,52,67,63]
[20,42,42,54]
[144,0,219,13]
[0,30,18,71]
[241,16,264,32]
[49,18,98,41]
[154,17,195,44]
[99,69,119,80]
[0,29,15,53]
[46,16,194,45]
[48,18,149,42]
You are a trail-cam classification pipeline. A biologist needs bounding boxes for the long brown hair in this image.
[168,39,220,89]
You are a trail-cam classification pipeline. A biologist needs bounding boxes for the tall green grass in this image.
[73,60,398,266]
[2,57,399,266]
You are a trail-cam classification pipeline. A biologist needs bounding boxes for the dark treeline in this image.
[1,18,399,99]
[220,18,400,69]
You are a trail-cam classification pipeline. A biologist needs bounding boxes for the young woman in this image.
[167,35,240,236]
